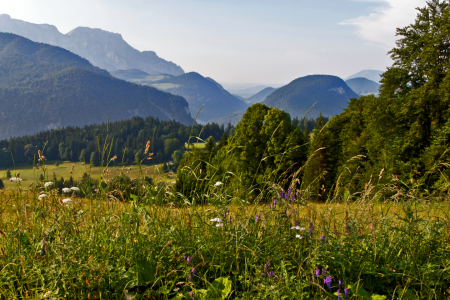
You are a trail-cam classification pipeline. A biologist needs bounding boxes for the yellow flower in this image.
[134,239,138,243]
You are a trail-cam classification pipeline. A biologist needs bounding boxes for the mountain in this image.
[112,70,249,123]
[345,69,384,83]
[245,87,276,104]
[262,75,359,119]
[222,84,270,98]
[0,33,193,139]
[0,14,184,76]
[345,77,380,96]
[208,111,245,127]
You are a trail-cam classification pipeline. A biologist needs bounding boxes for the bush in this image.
[0,178,3,189]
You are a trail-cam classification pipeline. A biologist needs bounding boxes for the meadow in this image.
[0,174,449,299]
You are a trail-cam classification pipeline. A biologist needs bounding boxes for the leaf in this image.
[207,277,232,299]
[371,295,387,300]
[122,259,157,288]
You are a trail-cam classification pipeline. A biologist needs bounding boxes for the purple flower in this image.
[315,268,320,278]
[285,194,288,201]
[344,288,348,300]
[228,216,231,224]
[190,290,194,299]
[191,267,195,275]
[184,255,186,260]
[324,275,332,289]
[187,257,191,264]
[322,268,326,277]
[273,199,277,208]
[255,214,261,223]
[291,195,294,201]
[189,274,192,280]
[296,192,299,197]
[269,271,273,279]
[264,263,269,272]
[288,188,292,195]
[339,280,341,289]
[295,220,300,226]
[278,190,283,198]
[337,289,341,300]
[289,212,293,217]
[309,222,313,237]
[321,235,325,244]
[268,203,271,209]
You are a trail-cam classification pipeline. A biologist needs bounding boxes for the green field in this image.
[0,161,170,189]
[184,142,206,150]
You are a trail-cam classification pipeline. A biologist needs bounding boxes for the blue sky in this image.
[1,0,427,85]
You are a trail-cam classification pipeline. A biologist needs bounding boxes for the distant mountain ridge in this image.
[345,77,380,96]
[0,14,184,75]
[112,69,249,123]
[345,69,384,83]
[245,87,276,104]
[262,75,358,119]
[0,33,193,139]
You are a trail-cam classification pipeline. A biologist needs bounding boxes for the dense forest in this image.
[0,116,231,168]
[174,0,450,201]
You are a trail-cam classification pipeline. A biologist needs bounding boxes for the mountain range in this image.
[0,33,193,139]
[0,14,184,76]
[345,69,383,83]
[111,69,249,123]
[345,77,380,96]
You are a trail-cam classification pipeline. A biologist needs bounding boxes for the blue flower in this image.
[324,275,332,289]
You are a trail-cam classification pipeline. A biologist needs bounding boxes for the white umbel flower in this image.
[214,181,224,186]
[216,223,224,227]
[210,218,222,223]
[38,194,47,200]
[62,188,71,193]
[62,198,72,204]
[44,182,53,187]
[291,226,306,231]
[295,235,303,239]
[70,187,80,192]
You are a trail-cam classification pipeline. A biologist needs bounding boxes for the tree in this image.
[0,178,4,189]
[90,151,100,167]
[6,169,11,179]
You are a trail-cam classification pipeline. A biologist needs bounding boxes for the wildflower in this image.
[321,235,325,244]
[184,255,186,260]
[295,235,303,239]
[288,188,292,195]
[309,222,313,237]
[216,223,224,227]
[291,195,294,201]
[173,288,179,292]
[189,274,192,280]
[339,280,341,289]
[337,289,341,300]
[315,269,320,278]
[273,199,277,208]
[214,181,223,186]
[38,194,47,200]
[322,268,326,276]
[269,271,273,279]
[62,187,71,193]
[62,198,72,204]
[344,288,348,300]
[44,182,53,188]
[278,190,283,198]
[324,275,332,289]
[110,155,117,161]
[255,214,261,223]
[268,203,271,209]
[189,291,194,299]
[144,141,150,154]
[228,216,231,224]
[187,257,191,264]
[264,263,269,272]
[191,267,195,275]
[43,291,51,298]
[70,187,80,192]
[284,194,288,201]
[291,226,305,231]
[210,218,222,223]
[38,150,46,162]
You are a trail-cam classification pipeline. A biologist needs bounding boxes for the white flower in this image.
[210,218,222,223]
[70,187,80,192]
[216,223,224,227]
[62,198,72,204]
[295,235,303,239]
[44,182,53,187]
[43,291,51,298]
[38,194,47,200]
[214,181,224,186]
[62,188,71,193]
[173,288,180,292]
[291,226,306,231]
[205,209,211,212]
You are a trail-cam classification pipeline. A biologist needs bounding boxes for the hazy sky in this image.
[1,0,428,85]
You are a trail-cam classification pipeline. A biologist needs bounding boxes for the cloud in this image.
[340,0,428,49]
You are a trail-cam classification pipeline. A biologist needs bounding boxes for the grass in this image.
[185,142,206,150]
[0,183,449,299]
[0,161,168,189]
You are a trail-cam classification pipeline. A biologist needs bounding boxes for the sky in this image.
[1,0,428,85]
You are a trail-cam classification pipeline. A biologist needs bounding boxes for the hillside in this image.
[245,87,276,104]
[0,33,193,139]
[112,70,248,123]
[345,69,383,83]
[345,77,380,96]
[0,14,184,75]
[262,75,359,119]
